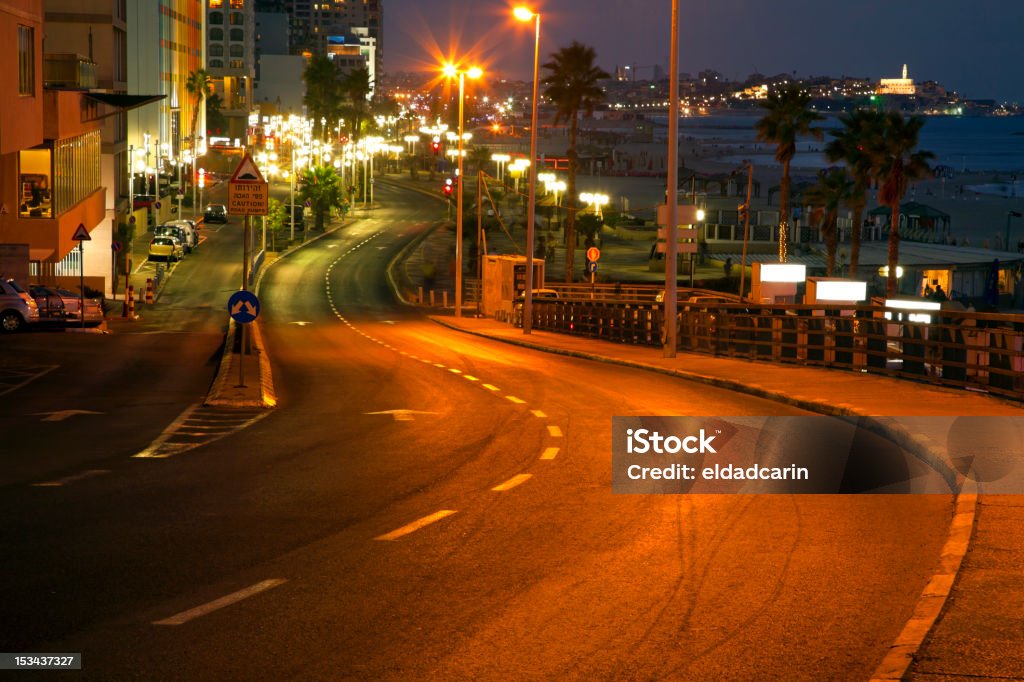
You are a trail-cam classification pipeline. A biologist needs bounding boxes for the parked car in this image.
[148,235,184,262]
[154,224,192,253]
[161,221,197,250]
[204,204,228,223]
[133,194,156,210]
[29,285,103,323]
[0,279,39,332]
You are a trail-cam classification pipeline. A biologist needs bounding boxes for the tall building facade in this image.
[127,1,205,164]
[281,0,380,77]
[207,0,255,140]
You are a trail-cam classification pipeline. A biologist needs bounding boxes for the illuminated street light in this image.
[442,62,483,318]
[514,4,541,334]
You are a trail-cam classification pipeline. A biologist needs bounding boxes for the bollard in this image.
[418,286,424,305]
[442,290,448,308]
[429,290,436,306]
[127,285,135,318]
[145,278,155,304]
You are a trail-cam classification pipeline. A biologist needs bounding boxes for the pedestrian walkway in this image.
[429,311,1023,681]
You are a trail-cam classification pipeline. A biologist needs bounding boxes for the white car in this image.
[165,220,198,249]
[0,279,39,332]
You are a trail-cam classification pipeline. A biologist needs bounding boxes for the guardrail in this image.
[528,300,1024,400]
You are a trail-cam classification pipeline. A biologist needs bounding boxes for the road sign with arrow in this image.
[227,290,260,323]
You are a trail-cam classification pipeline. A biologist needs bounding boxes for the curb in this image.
[428,316,979,682]
[204,215,355,408]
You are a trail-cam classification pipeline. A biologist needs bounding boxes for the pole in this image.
[239,214,250,388]
[290,146,296,240]
[128,144,135,223]
[455,73,466,318]
[79,241,85,329]
[663,0,680,357]
[477,170,483,317]
[155,139,161,210]
[523,12,541,334]
[740,161,754,301]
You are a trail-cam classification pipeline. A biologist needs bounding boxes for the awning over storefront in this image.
[84,93,166,121]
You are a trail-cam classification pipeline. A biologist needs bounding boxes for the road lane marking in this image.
[547,425,563,437]
[505,395,526,404]
[33,469,111,487]
[531,410,547,418]
[492,474,533,491]
[448,368,462,374]
[482,384,500,391]
[541,447,560,460]
[375,510,457,541]
[433,363,446,368]
[152,579,287,626]
[463,375,479,382]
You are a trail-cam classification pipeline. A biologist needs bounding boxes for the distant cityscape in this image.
[382,63,1021,119]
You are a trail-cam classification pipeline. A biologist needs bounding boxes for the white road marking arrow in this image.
[365,409,438,422]
[34,409,104,422]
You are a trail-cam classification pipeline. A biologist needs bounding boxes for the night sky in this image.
[384,0,1024,102]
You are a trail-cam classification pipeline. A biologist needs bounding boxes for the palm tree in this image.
[871,113,934,297]
[804,168,854,276]
[542,41,609,282]
[303,56,342,138]
[341,67,373,142]
[825,109,885,275]
[185,68,212,154]
[299,166,344,233]
[755,84,823,262]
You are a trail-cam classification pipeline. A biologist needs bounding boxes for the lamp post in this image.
[663,0,680,357]
[514,5,541,333]
[443,64,483,318]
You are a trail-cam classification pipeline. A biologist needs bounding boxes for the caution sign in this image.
[228,154,269,216]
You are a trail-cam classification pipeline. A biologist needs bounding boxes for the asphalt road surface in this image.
[0,181,953,680]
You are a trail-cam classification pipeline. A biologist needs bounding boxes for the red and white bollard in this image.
[145,278,154,305]
[126,285,135,318]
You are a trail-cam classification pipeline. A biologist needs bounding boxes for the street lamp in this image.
[442,62,483,318]
[514,5,541,333]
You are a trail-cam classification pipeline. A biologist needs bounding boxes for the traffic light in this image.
[443,178,453,198]
[737,202,749,223]
[432,140,441,156]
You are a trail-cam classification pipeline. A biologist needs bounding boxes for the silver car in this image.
[0,279,40,332]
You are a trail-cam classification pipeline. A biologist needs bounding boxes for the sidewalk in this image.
[428,312,1024,681]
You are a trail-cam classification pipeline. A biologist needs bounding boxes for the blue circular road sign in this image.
[228,290,260,324]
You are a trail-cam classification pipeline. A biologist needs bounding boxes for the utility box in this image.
[482,255,545,318]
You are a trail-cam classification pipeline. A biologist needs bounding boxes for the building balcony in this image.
[44,54,98,90]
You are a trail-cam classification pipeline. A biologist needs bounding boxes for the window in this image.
[229,12,244,25]
[209,59,224,68]
[229,59,244,69]
[229,0,244,7]
[209,44,224,57]
[209,12,223,24]
[229,45,243,58]
[230,28,244,41]
[18,148,51,218]
[18,26,34,96]
[209,28,223,41]
[209,0,223,7]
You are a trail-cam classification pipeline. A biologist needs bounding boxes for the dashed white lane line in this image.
[531,409,547,418]
[375,510,458,541]
[33,469,111,487]
[547,425,563,437]
[462,375,479,382]
[448,368,462,374]
[152,579,287,626]
[482,384,500,392]
[541,447,560,461]
[434,363,446,369]
[492,474,533,491]
[505,395,526,404]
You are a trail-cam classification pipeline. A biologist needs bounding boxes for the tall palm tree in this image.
[825,109,885,275]
[299,166,344,232]
[871,113,934,297]
[542,41,609,281]
[804,167,854,276]
[185,68,212,154]
[755,84,823,262]
[341,67,373,142]
[303,56,342,138]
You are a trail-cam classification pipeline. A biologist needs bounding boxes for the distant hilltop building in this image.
[877,64,916,96]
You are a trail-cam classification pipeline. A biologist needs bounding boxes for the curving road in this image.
[2,181,953,680]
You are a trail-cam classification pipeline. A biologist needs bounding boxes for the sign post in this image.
[71,223,91,329]
[228,155,269,387]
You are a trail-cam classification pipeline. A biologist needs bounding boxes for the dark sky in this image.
[384,0,1023,102]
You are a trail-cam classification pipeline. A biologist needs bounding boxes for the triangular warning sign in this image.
[229,154,266,183]
[71,223,91,241]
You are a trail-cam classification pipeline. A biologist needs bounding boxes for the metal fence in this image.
[528,300,1024,400]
